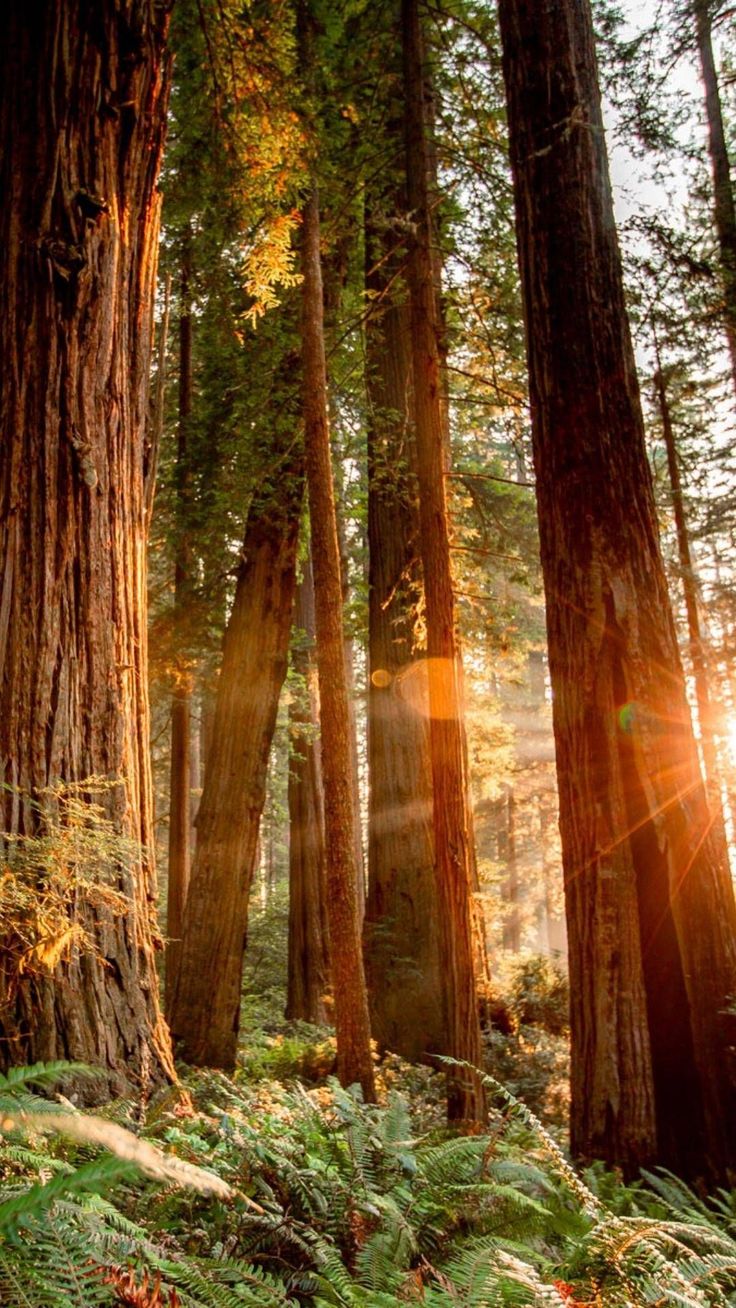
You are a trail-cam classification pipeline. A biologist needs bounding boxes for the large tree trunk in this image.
[301,187,376,1100]
[286,557,331,1025]
[362,185,445,1062]
[694,0,736,396]
[166,238,194,1008]
[499,0,736,1181]
[0,0,174,1096]
[402,0,484,1124]
[167,436,303,1067]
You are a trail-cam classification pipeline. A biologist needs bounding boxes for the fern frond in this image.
[0,1154,136,1239]
[3,1111,232,1197]
[0,1061,100,1092]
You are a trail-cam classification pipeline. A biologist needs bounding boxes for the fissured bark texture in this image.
[302,187,376,1101]
[0,0,174,1095]
[402,0,484,1123]
[168,432,303,1068]
[363,183,445,1063]
[499,0,736,1180]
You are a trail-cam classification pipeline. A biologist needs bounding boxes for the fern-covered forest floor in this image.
[1,911,735,1307]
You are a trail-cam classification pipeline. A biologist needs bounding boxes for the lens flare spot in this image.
[395,657,459,720]
[618,702,636,734]
[371,668,392,688]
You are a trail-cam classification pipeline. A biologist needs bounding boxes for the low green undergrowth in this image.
[1,1058,735,1307]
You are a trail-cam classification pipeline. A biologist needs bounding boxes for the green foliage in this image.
[507,957,570,1037]
[2,1060,736,1306]
[0,780,141,992]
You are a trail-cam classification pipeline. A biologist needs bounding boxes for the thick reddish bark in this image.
[301,187,376,1101]
[0,0,174,1095]
[402,0,484,1123]
[499,0,736,1180]
[286,558,331,1025]
[694,0,736,395]
[167,443,303,1067]
[166,241,194,1007]
[363,191,445,1062]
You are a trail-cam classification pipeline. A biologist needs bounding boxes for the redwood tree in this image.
[363,180,445,1062]
[0,0,175,1093]
[166,236,194,1007]
[402,0,484,1123]
[499,0,736,1180]
[301,186,376,1100]
[286,556,331,1025]
[167,420,303,1067]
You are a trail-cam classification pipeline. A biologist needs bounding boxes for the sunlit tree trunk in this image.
[500,789,520,952]
[334,481,366,916]
[168,434,303,1067]
[301,186,376,1100]
[363,182,445,1062]
[0,0,175,1094]
[693,0,736,396]
[402,0,484,1124]
[286,556,331,1024]
[499,0,736,1181]
[166,237,194,1007]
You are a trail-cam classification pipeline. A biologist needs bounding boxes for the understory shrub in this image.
[1,1059,735,1306]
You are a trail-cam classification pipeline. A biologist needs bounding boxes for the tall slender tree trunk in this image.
[363,183,445,1062]
[653,345,722,803]
[402,0,484,1124]
[500,789,520,952]
[0,0,175,1095]
[166,238,194,1007]
[324,245,366,918]
[145,272,172,532]
[693,0,736,395]
[499,0,736,1181]
[301,187,376,1101]
[286,556,331,1025]
[334,481,367,916]
[167,431,303,1067]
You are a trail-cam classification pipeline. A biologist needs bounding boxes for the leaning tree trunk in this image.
[0,0,175,1096]
[694,0,736,397]
[499,0,736,1182]
[402,0,484,1124]
[301,186,376,1101]
[363,182,445,1063]
[286,556,331,1025]
[166,236,194,1008]
[167,434,304,1067]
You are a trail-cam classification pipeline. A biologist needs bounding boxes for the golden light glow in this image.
[725,716,736,767]
[395,657,460,720]
[371,668,392,688]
